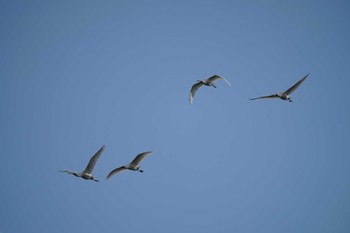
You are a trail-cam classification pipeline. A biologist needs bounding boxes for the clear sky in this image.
[1,1,350,232]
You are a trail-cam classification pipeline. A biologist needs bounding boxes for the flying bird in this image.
[106,151,152,179]
[189,75,231,104]
[59,145,105,182]
[249,74,309,102]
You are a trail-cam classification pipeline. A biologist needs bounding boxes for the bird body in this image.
[189,75,231,104]
[249,74,309,102]
[79,172,96,180]
[106,151,152,179]
[59,145,105,182]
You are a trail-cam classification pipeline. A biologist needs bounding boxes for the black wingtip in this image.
[301,73,310,80]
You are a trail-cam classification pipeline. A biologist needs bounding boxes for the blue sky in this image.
[1,1,350,232]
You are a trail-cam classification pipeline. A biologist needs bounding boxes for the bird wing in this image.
[284,74,309,95]
[207,75,231,86]
[83,145,105,174]
[130,151,152,166]
[249,94,279,100]
[106,166,127,179]
[189,82,204,104]
[58,170,76,175]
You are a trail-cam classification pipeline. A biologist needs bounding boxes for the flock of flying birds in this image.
[59,146,152,181]
[59,73,309,182]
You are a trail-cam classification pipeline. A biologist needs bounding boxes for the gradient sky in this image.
[1,1,350,233]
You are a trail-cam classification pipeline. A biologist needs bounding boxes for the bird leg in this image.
[139,170,144,173]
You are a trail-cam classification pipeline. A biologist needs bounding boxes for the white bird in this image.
[59,145,105,182]
[249,74,309,102]
[106,151,152,179]
[189,75,231,104]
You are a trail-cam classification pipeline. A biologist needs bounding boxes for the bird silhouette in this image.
[189,75,231,104]
[59,145,105,182]
[250,74,309,102]
[106,151,152,179]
